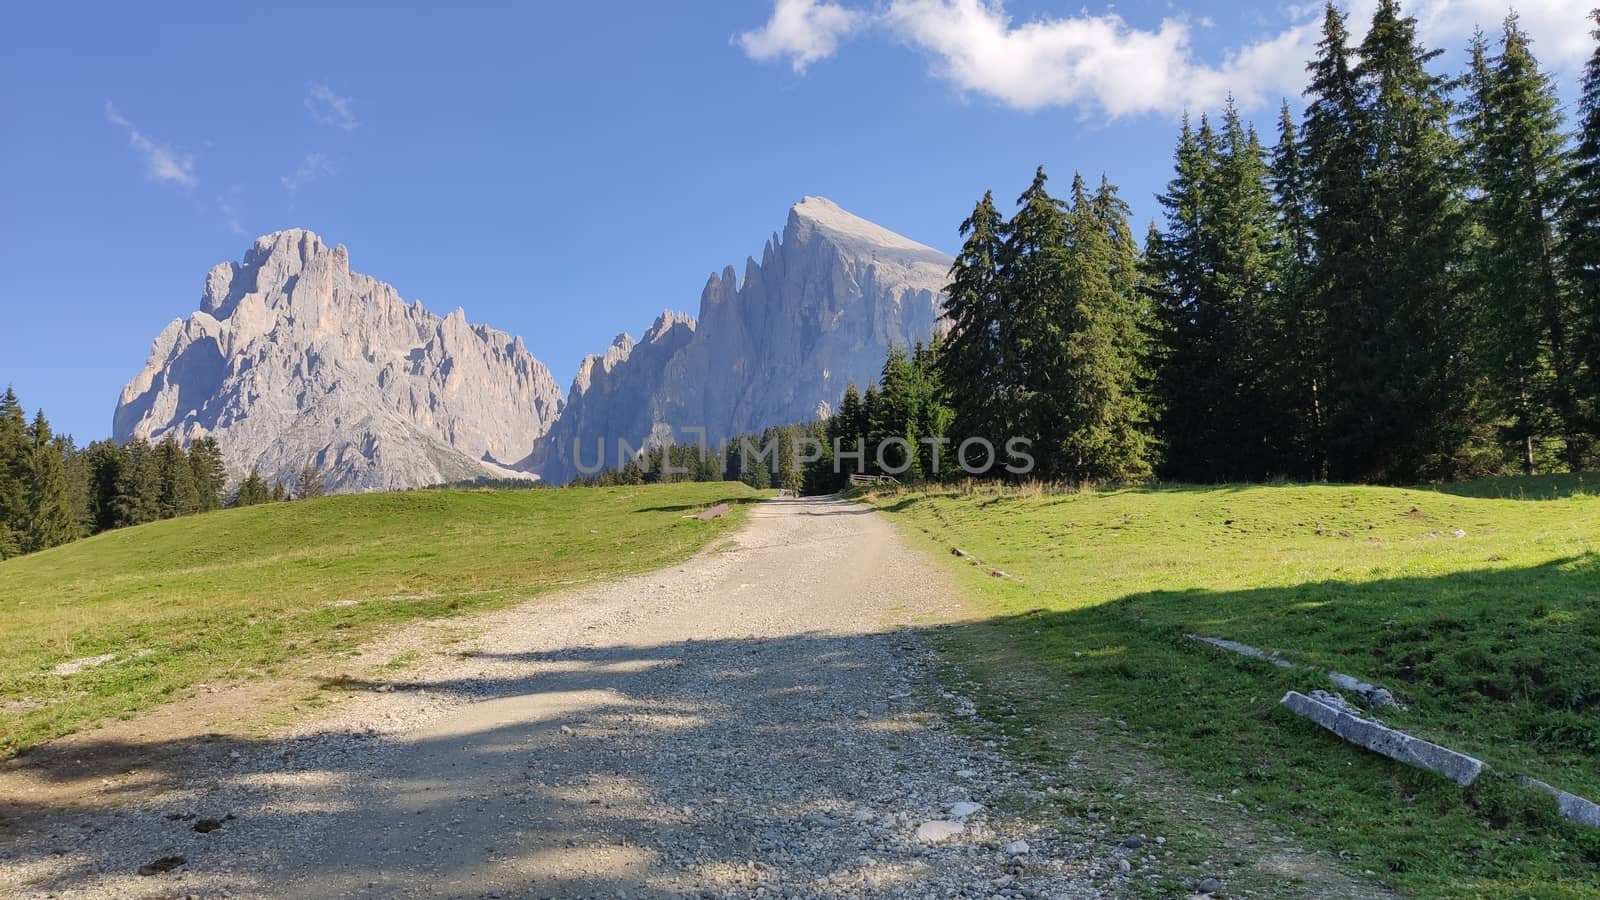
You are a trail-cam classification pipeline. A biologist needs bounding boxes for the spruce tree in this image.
[117,438,162,525]
[1150,107,1290,481]
[1353,0,1473,481]
[86,440,129,533]
[861,384,883,474]
[1464,16,1581,472]
[189,437,226,511]
[1003,167,1072,473]
[829,382,867,482]
[57,435,91,537]
[907,339,954,480]
[155,436,198,518]
[1147,116,1218,479]
[1565,10,1600,452]
[0,387,28,539]
[874,347,920,478]
[1303,0,1472,481]
[24,411,75,552]
[1270,101,1326,478]
[297,460,326,499]
[236,468,269,506]
[939,191,1011,449]
[1302,3,1379,479]
[1053,174,1154,482]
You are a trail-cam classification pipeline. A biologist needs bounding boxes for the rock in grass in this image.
[1280,690,1484,785]
[1518,776,1600,828]
[915,820,964,843]
[1197,876,1220,894]
[948,801,984,818]
[1328,671,1400,710]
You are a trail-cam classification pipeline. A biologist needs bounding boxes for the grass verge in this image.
[0,482,759,755]
[866,477,1600,898]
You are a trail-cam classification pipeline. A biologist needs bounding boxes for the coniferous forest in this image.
[843,3,1600,488]
[0,386,292,560]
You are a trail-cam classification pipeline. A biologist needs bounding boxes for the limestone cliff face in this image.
[521,310,698,483]
[115,198,948,491]
[527,197,950,481]
[114,230,562,493]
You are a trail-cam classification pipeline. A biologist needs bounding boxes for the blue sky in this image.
[1,0,1591,442]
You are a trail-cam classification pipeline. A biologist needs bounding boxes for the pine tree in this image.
[861,384,884,474]
[297,460,326,499]
[86,440,129,533]
[270,481,287,502]
[1302,3,1380,479]
[939,191,1011,449]
[1565,10,1600,455]
[1270,101,1326,478]
[801,419,837,494]
[1148,116,1219,479]
[1464,16,1582,472]
[0,387,28,540]
[1150,107,1290,481]
[1004,167,1072,471]
[57,435,91,537]
[24,411,75,552]
[1352,0,1473,481]
[155,436,198,518]
[829,382,868,482]
[188,437,226,511]
[1052,174,1154,482]
[118,438,162,525]
[907,339,954,480]
[236,468,269,506]
[741,444,772,489]
[1302,0,1473,481]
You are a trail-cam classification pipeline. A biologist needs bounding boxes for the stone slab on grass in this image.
[1281,690,1484,786]
[1519,777,1600,828]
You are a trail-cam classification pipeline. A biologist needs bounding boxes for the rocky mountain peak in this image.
[523,197,951,483]
[787,196,950,269]
[116,230,562,493]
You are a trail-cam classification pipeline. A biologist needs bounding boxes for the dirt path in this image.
[1,497,1129,898]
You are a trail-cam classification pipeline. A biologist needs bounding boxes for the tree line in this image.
[0,386,328,560]
[924,2,1600,485]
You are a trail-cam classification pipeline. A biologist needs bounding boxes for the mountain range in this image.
[114,198,951,492]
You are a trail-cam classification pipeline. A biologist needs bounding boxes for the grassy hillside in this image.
[0,482,757,755]
[869,478,1600,898]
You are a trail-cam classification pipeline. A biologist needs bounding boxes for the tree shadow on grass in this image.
[1420,471,1598,501]
[633,494,773,514]
[937,554,1600,893]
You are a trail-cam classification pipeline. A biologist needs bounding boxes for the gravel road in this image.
[1,496,1127,899]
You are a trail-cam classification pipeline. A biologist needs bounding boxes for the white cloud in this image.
[305,83,359,132]
[281,152,334,194]
[882,0,1324,117]
[104,101,198,188]
[1398,0,1592,71]
[738,0,1595,118]
[736,0,865,73]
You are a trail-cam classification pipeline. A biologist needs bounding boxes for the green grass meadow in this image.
[868,477,1600,897]
[0,482,757,755]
